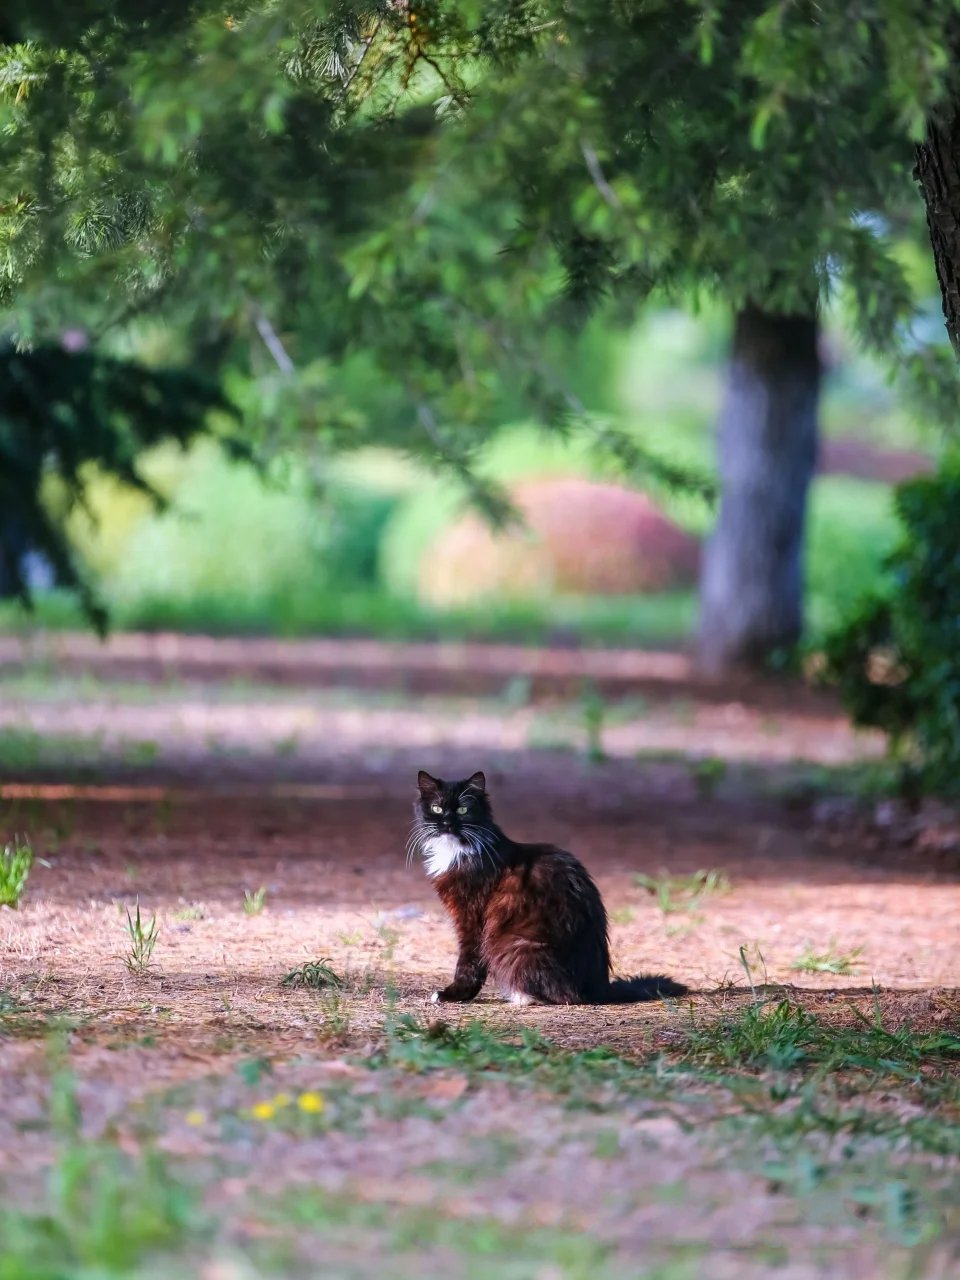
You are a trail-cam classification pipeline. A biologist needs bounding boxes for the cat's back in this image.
[491,840,605,926]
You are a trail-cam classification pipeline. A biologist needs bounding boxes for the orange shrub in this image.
[418,478,700,606]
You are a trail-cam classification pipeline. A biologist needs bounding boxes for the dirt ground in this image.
[1,635,958,1279]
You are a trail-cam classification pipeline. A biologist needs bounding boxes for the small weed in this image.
[274,733,300,758]
[581,684,606,764]
[171,903,205,922]
[692,756,727,798]
[280,959,344,990]
[243,885,268,916]
[0,835,34,908]
[122,739,159,767]
[526,718,575,753]
[317,990,351,1043]
[237,1056,273,1087]
[738,943,768,1000]
[154,795,174,834]
[593,1128,622,1159]
[792,942,864,975]
[500,674,532,709]
[609,906,636,925]
[376,923,401,962]
[124,901,160,975]
[634,867,731,914]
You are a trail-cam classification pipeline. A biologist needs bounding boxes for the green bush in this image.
[805,477,898,634]
[82,445,399,625]
[823,457,960,794]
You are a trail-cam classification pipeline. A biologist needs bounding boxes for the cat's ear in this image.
[466,771,486,793]
[417,770,440,795]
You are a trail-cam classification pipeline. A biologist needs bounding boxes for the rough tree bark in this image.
[698,305,821,675]
[915,109,960,351]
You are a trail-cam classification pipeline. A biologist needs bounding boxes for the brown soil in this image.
[1,636,958,1278]
[0,634,957,1066]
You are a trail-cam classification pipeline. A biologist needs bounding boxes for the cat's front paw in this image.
[431,985,472,1003]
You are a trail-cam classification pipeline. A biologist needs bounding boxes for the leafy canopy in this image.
[3,2,960,611]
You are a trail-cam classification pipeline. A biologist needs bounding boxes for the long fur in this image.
[603,975,689,1003]
[412,769,688,1006]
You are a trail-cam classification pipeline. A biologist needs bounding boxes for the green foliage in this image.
[1,0,959,646]
[280,958,344,990]
[823,456,960,793]
[5,0,959,458]
[678,997,960,1079]
[242,885,268,916]
[0,1071,198,1277]
[580,683,606,764]
[124,900,160,975]
[792,943,864,976]
[377,1015,631,1094]
[691,757,727,799]
[805,477,899,633]
[633,868,731,916]
[77,445,398,619]
[0,346,232,628]
[0,835,33,908]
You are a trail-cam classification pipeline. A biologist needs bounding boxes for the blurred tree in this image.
[3,1,960,661]
[698,308,820,672]
[413,1,954,672]
[0,344,232,627]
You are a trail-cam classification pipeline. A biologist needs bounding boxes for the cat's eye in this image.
[430,803,443,814]
[457,805,468,814]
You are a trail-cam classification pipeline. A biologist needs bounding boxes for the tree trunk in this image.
[915,111,960,351]
[698,305,820,675]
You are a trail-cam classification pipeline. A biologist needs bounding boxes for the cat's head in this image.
[412,770,494,877]
[415,770,490,833]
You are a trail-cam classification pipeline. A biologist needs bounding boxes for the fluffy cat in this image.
[410,769,687,1005]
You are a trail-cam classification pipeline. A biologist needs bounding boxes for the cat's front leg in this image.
[431,949,487,1003]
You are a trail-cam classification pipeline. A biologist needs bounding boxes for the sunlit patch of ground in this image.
[1,641,958,1278]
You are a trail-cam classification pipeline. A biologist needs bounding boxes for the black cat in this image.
[410,770,688,1005]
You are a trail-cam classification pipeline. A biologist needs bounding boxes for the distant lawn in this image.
[0,587,698,649]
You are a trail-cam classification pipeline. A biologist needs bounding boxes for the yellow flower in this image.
[250,1101,276,1121]
[185,1109,206,1127]
[272,1093,292,1108]
[297,1091,325,1115]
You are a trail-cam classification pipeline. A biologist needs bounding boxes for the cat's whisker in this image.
[405,825,431,867]
[460,824,500,874]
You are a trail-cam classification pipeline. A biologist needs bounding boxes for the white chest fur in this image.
[423,834,467,878]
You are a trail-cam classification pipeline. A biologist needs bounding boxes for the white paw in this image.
[508,990,534,1007]
[430,990,441,1004]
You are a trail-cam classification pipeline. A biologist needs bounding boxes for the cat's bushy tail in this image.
[602,974,688,1003]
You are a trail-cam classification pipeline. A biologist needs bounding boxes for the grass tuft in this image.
[634,867,731,914]
[376,1015,631,1096]
[280,958,344,990]
[0,835,34,908]
[124,900,160,975]
[792,942,865,975]
[243,885,268,916]
[675,997,960,1079]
